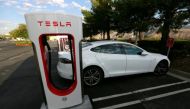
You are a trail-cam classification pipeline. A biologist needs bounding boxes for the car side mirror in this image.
[137,52,142,55]
[137,51,148,56]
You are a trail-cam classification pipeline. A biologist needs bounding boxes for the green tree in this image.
[114,0,155,41]
[9,24,28,39]
[152,0,190,54]
[82,0,114,40]
[82,9,99,40]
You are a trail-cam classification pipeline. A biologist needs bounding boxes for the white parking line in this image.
[168,72,190,82]
[100,88,190,109]
[92,81,188,102]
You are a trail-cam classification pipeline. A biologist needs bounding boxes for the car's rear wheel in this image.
[83,66,103,86]
[154,60,169,75]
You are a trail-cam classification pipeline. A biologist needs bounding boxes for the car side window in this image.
[91,44,122,54]
[121,44,143,55]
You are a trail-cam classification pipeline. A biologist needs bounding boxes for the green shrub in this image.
[137,40,190,60]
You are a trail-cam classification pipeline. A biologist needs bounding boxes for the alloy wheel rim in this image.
[84,68,101,86]
[157,63,168,74]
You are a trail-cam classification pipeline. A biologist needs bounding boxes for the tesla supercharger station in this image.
[25,13,92,109]
[57,36,70,52]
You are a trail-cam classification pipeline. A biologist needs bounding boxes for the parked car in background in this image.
[57,41,170,86]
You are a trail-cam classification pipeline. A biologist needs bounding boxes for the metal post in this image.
[167,47,170,57]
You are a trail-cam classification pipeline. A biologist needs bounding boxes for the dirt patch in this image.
[171,56,190,73]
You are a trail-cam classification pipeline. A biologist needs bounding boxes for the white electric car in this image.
[57,41,170,86]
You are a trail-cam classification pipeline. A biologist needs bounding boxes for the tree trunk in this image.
[134,31,138,45]
[160,10,173,55]
[101,32,103,40]
[160,21,170,55]
[106,29,110,40]
[106,18,110,40]
[106,23,110,40]
[103,31,105,40]
[90,35,93,40]
[138,31,142,41]
[139,32,144,40]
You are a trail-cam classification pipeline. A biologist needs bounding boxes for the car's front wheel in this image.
[83,66,103,86]
[154,60,169,75]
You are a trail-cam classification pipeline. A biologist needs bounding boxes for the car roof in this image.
[82,40,145,51]
[89,40,131,46]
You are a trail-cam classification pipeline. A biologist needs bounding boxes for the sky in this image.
[0,0,91,35]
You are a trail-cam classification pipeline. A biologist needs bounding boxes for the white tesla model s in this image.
[57,41,170,86]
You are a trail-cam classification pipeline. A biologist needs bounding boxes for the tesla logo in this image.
[37,21,71,27]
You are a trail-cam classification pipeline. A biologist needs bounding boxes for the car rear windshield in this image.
[82,42,92,48]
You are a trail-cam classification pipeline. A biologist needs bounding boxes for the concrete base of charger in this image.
[40,95,93,109]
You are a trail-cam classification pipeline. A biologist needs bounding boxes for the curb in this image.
[168,69,190,81]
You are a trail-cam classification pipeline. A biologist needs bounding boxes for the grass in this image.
[15,40,32,46]
[171,56,190,73]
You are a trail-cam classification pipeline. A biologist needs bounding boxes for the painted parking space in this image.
[84,73,190,109]
[0,54,190,109]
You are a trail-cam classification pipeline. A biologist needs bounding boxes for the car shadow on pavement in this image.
[0,56,43,109]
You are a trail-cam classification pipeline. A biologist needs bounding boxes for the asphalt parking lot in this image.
[85,74,190,109]
[0,55,190,109]
[0,42,190,109]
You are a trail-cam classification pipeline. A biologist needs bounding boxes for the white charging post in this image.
[25,13,92,109]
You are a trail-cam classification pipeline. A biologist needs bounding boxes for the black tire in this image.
[83,66,103,86]
[154,60,169,75]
